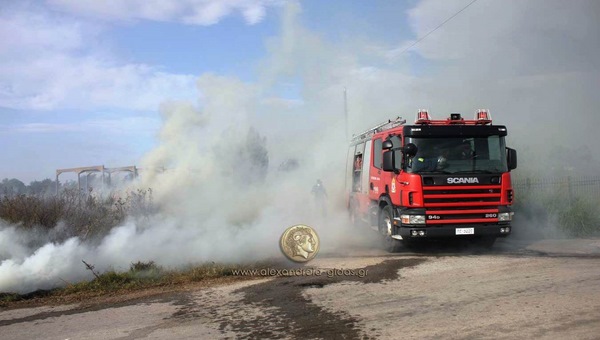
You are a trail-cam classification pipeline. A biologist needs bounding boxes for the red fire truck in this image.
[346,110,517,251]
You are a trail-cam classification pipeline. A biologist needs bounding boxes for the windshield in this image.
[405,135,508,174]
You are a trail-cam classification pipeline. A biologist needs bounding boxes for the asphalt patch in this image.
[224,258,426,339]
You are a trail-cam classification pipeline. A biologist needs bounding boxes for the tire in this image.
[379,205,401,253]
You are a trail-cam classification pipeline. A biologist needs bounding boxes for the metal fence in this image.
[512,176,600,200]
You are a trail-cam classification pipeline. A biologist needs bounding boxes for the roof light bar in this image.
[475,109,492,124]
[415,109,431,124]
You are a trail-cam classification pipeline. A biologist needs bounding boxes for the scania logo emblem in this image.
[447,177,479,184]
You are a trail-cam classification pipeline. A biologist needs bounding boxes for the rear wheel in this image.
[379,205,401,253]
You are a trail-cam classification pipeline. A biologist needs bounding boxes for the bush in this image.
[513,188,600,238]
[130,260,160,272]
[558,198,600,237]
[129,261,163,279]
[0,188,157,242]
[0,194,64,229]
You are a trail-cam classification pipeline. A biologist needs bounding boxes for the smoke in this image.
[405,0,600,176]
[2,0,600,293]
[0,3,354,293]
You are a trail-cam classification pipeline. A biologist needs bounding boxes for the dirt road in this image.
[2,238,600,339]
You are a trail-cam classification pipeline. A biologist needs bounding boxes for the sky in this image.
[1,0,600,182]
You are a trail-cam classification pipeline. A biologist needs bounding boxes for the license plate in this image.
[456,228,474,235]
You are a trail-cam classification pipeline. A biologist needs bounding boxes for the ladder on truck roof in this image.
[350,116,406,145]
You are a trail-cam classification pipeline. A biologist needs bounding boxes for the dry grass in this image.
[0,261,274,308]
[0,188,156,242]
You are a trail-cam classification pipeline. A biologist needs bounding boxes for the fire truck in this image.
[346,110,517,251]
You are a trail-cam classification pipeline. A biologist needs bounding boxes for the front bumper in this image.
[393,224,511,239]
[392,206,513,239]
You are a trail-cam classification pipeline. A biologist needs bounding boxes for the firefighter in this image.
[412,146,440,172]
[311,179,328,217]
[354,153,363,170]
[457,141,475,160]
[353,153,363,191]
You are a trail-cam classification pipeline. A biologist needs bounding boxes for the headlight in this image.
[498,212,513,221]
[401,214,426,224]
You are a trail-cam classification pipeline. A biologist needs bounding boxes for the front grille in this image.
[424,189,501,195]
[425,197,499,203]
[423,185,501,224]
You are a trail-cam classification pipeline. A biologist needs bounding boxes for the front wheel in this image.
[379,205,401,253]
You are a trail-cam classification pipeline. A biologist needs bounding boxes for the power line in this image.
[395,0,479,57]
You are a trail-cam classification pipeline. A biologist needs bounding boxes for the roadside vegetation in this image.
[0,261,266,307]
[513,186,600,238]
[0,188,156,242]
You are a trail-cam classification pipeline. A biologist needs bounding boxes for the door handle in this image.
[370,182,374,190]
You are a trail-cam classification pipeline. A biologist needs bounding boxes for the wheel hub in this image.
[384,217,392,236]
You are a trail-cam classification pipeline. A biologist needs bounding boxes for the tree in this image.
[240,127,269,183]
[28,179,57,196]
[214,126,270,184]
[0,178,26,196]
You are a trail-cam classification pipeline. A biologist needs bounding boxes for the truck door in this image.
[351,142,365,193]
[369,138,383,201]
[350,141,370,219]
[362,140,372,197]
[389,134,404,207]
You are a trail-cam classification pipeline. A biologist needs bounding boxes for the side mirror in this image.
[382,150,396,173]
[507,147,517,170]
[402,143,418,157]
[382,140,393,150]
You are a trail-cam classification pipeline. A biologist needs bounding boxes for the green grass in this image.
[63,261,254,294]
[513,189,600,237]
[557,198,600,237]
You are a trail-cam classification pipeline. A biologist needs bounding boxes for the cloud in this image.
[46,0,279,25]
[3,116,160,134]
[0,5,197,111]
